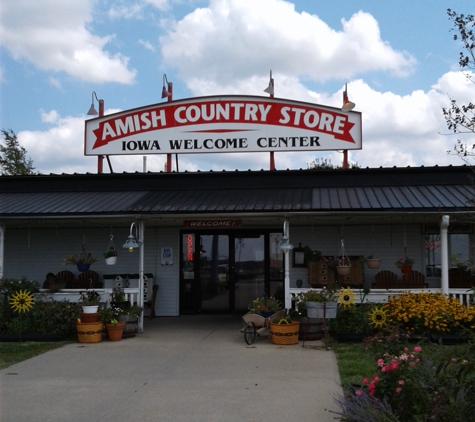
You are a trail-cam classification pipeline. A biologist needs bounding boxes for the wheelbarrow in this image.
[241,309,286,345]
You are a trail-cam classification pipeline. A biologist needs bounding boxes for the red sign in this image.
[85,95,362,155]
[183,219,242,228]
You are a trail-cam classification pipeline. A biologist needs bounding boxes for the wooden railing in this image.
[37,288,140,306]
[289,287,473,306]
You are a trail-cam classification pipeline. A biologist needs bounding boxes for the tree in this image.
[443,9,475,158]
[0,129,36,175]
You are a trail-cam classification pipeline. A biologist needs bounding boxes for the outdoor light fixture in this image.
[263,69,274,96]
[277,219,294,253]
[161,74,172,99]
[123,222,142,252]
[341,83,355,112]
[277,235,294,254]
[87,91,103,116]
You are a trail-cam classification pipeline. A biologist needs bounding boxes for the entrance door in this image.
[232,236,265,313]
[180,231,282,314]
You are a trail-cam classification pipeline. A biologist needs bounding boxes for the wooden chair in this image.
[55,270,76,289]
[77,270,99,289]
[402,270,428,288]
[144,284,159,320]
[372,270,400,289]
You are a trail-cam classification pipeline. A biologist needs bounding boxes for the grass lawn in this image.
[332,338,466,390]
[0,341,72,370]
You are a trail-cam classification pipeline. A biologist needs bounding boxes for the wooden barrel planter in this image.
[297,317,323,341]
[120,315,138,338]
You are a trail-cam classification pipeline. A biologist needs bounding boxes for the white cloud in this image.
[160,0,416,88]
[139,39,156,52]
[19,71,471,175]
[0,0,136,84]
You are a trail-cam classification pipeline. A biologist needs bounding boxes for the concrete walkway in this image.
[0,315,343,422]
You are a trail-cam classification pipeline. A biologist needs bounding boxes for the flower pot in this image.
[80,312,99,323]
[366,259,381,269]
[105,256,117,265]
[77,264,90,272]
[401,265,412,274]
[106,321,126,341]
[82,305,99,314]
[269,320,300,345]
[336,265,351,276]
[306,301,338,319]
[76,321,103,343]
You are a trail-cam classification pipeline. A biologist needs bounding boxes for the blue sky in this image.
[1,0,474,174]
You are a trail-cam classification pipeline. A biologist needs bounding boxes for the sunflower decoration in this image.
[338,287,355,308]
[369,306,388,329]
[10,289,35,313]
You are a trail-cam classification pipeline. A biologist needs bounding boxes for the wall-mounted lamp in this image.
[341,83,355,112]
[162,74,173,99]
[277,234,294,254]
[122,222,142,252]
[263,69,274,96]
[277,219,294,253]
[87,91,104,116]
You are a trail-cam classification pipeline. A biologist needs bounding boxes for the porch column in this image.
[0,225,4,279]
[283,220,291,309]
[138,219,145,332]
[440,215,450,295]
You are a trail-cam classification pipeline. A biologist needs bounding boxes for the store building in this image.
[1,94,474,330]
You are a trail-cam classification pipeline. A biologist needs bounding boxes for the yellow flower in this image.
[10,289,34,313]
[369,306,388,328]
[338,287,355,308]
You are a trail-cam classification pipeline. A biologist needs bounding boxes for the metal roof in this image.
[0,166,474,218]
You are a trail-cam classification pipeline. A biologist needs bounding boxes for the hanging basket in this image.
[270,320,300,345]
[401,265,412,274]
[366,259,381,269]
[104,235,118,265]
[336,266,351,276]
[77,264,90,272]
[105,256,117,265]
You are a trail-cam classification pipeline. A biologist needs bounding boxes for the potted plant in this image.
[78,290,101,316]
[395,255,415,274]
[103,248,118,265]
[120,304,143,338]
[63,246,97,272]
[110,286,130,311]
[335,256,351,275]
[303,284,339,319]
[366,255,381,269]
[247,296,282,318]
[99,306,126,341]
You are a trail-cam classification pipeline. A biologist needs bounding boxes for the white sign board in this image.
[161,247,173,266]
[85,95,362,156]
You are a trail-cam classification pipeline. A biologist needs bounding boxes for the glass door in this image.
[232,235,265,313]
[180,231,283,314]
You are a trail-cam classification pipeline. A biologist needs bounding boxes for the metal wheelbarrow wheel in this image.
[244,321,257,345]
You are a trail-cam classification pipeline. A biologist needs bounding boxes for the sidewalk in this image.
[0,315,343,422]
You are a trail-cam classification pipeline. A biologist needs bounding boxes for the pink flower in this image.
[398,380,405,385]
[373,376,380,382]
[355,389,363,396]
[404,347,408,352]
[395,387,402,394]
[363,378,369,384]
[413,346,422,353]
[377,359,385,367]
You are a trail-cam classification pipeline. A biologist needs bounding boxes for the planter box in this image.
[306,301,338,319]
